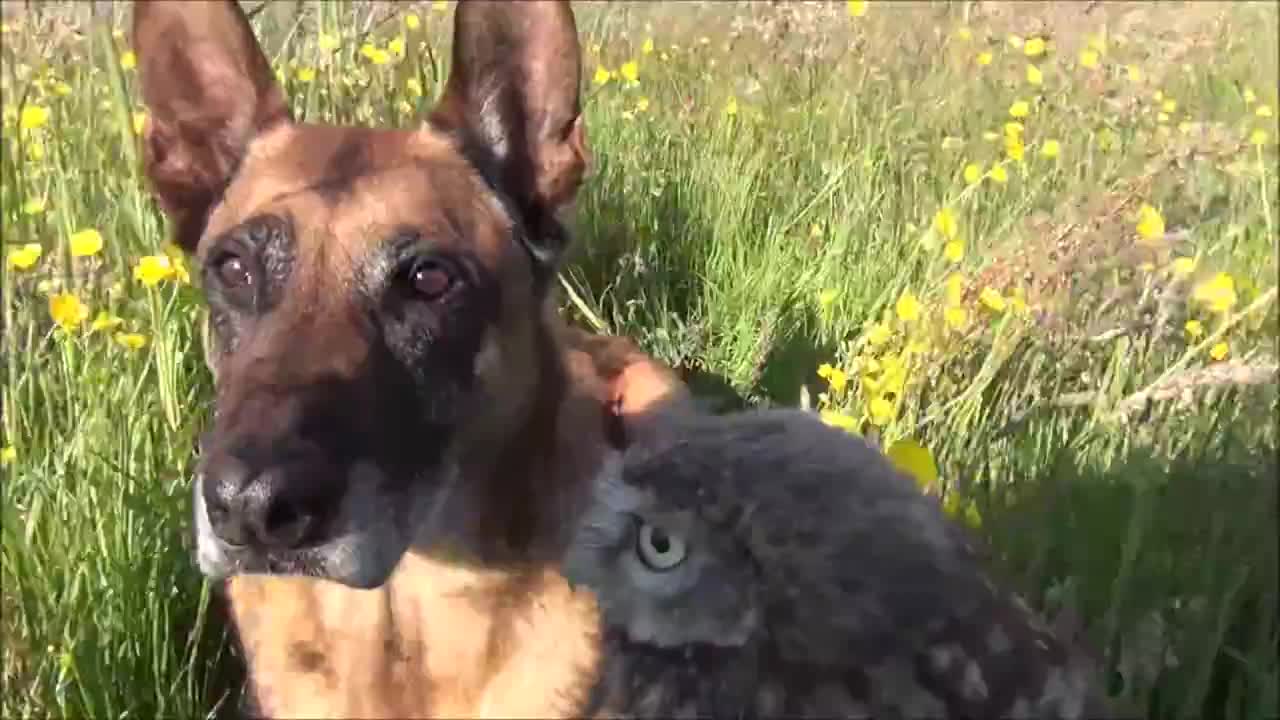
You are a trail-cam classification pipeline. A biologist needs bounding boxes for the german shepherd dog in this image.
[131,0,690,715]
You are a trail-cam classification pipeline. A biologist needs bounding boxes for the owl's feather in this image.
[564,408,1113,719]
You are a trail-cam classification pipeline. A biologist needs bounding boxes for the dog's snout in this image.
[202,445,339,551]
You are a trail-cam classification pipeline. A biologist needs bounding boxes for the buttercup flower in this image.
[932,207,958,240]
[1192,273,1237,314]
[1040,139,1061,159]
[404,13,420,30]
[895,292,922,323]
[19,105,49,131]
[1009,100,1030,118]
[944,305,968,330]
[1209,342,1229,361]
[1135,204,1165,242]
[134,255,176,286]
[976,51,993,66]
[592,66,611,86]
[49,292,90,331]
[944,239,965,263]
[963,163,982,184]
[1079,49,1099,69]
[641,38,654,55]
[114,332,148,351]
[847,1,868,18]
[7,243,42,270]
[22,198,46,215]
[1184,319,1204,340]
[0,446,15,465]
[69,228,104,258]
[619,60,639,85]
[989,165,1009,183]
[868,396,895,426]
[979,287,1006,312]
[1026,64,1043,86]
[1023,37,1046,57]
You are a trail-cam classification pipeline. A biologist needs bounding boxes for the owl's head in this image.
[563,408,990,666]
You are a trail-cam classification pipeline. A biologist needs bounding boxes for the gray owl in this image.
[563,408,1113,719]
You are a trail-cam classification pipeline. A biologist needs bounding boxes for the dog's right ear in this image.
[132,0,292,252]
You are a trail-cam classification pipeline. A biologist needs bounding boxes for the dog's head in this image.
[132,0,590,588]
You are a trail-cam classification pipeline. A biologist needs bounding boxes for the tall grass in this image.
[2,2,1277,718]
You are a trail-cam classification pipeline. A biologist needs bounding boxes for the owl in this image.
[564,408,1113,719]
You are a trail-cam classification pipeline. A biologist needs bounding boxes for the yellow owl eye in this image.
[636,523,687,571]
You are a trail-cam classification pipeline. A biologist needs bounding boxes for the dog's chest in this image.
[225,558,603,718]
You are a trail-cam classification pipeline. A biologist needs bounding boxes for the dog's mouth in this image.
[192,460,453,590]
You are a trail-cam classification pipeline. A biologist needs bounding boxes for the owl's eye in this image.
[636,523,687,571]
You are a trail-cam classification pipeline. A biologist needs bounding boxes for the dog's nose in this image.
[201,447,336,550]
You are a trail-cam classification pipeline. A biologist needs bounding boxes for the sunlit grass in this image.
[2,2,1277,718]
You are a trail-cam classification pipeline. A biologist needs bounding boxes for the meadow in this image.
[1,1,1277,717]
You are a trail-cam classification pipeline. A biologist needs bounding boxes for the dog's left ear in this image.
[430,0,589,270]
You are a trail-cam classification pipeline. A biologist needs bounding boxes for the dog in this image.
[131,0,690,716]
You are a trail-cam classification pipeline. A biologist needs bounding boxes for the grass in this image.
[1,1,1277,718]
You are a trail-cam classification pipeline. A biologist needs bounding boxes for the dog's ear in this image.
[430,0,589,270]
[132,0,292,252]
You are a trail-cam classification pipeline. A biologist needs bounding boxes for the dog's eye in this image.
[636,522,687,571]
[216,255,252,289]
[409,259,457,301]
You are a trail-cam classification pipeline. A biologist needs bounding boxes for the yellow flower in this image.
[817,362,835,379]
[69,228,104,258]
[404,13,420,30]
[868,396,895,426]
[1192,273,1237,314]
[619,60,639,84]
[896,292,922,323]
[956,26,972,42]
[827,368,848,393]
[1079,49,1099,69]
[979,287,1006,312]
[1184,319,1204,340]
[1009,100,1030,118]
[134,254,176,287]
[1250,128,1269,146]
[963,162,982,185]
[7,243,42,270]
[1005,135,1025,161]
[1161,98,1177,114]
[161,243,191,285]
[1023,37,1046,57]
[943,239,965,263]
[90,310,124,332]
[388,36,406,59]
[114,332,148,351]
[22,197,46,215]
[1243,88,1256,104]
[295,66,316,83]
[132,111,147,135]
[847,0,868,17]
[820,410,859,433]
[976,51,993,66]
[866,322,892,347]
[1209,341,1229,362]
[944,305,968,330]
[945,273,965,306]
[592,65,611,86]
[1026,64,1043,86]
[1256,105,1273,118]
[724,97,739,117]
[818,288,839,308]
[1171,256,1197,277]
[1040,139,1061,159]
[318,32,340,52]
[932,207,958,240]
[19,105,49,131]
[641,38,654,55]
[406,77,424,99]
[1004,122,1025,138]
[886,439,939,491]
[120,50,137,70]
[1157,112,1171,124]
[1126,64,1144,83]
[0,446,14,465]
[49,292,90,331]
[989,165,1009,184]
[1135,203,1165,242]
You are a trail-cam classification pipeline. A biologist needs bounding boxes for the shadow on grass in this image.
[965,439,1279,720]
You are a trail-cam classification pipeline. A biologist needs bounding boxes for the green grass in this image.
[2,1,1277,718]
